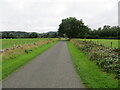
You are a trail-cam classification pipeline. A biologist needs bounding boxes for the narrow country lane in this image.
[2,41,85,88]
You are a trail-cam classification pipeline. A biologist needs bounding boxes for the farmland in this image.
[79,39,119,48]
[1,2,119,87]
[1,39,118,49]
[1,38,119,49]
[1,38,58,79]
[1,38,53,49]
[1,38,119,88]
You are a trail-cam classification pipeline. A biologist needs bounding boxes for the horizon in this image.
[0,24,119,33]
[1,30,57,33]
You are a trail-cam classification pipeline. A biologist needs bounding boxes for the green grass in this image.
[67,41,118,88]
[79,39,119,48]
[0,38,52,49]
[2,41,58,80]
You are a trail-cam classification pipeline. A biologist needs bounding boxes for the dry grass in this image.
[2,39,58,79]
[1,39,56,61]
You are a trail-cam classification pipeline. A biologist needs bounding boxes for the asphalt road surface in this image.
[3,41,85,88]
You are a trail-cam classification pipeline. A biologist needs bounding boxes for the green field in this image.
[79,39,119,48]
[1,39,58,79]
[0,38,52,49]
[1,38,118,49]
[1,38,119,87]
[67,41,118,88]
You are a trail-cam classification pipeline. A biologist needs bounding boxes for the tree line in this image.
[1,17,119,39]
[58,17,119,39]
[1,31,58,39]
[89,26,119,39]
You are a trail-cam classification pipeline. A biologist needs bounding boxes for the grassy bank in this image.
[2,41,58,80]
[67,41,118,88]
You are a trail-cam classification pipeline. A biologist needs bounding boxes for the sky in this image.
[0,0,119,33]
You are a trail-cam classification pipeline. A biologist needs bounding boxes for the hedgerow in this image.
[71,40,120,79]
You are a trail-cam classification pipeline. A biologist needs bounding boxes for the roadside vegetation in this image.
[71,40,120,80]
[58,17,119,88]
[67,41,118,88]
[1,39,58,80]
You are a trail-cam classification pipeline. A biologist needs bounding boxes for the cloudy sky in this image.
[0,0,119,33]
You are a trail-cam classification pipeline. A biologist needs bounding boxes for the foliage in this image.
[1,31,28,38]
[1,31,58,39]
[71,40,120,79]
[58,17,90,38]
[29,32,38,38]
[67,41,118,88]
[88,25,120,39]
[58,17,119,39]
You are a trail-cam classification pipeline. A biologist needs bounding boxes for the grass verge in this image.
[2,41,58,80]
[67,41,118,88]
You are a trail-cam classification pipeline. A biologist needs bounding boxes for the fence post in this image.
[111,42,112,48]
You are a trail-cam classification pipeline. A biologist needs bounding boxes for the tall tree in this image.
[58,17,90,38]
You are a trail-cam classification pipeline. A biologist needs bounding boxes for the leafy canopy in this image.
[58,17,90,38]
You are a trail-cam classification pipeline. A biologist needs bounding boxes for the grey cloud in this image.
[0,0,119,32]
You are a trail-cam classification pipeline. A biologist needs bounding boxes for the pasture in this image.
[1,38,119,88]
[1,38,58,79]
[1,38,52,49]
[79,39,119,48]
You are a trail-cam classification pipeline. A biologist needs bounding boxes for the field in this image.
[1,38,119,88]
[1,38,118,49]
[0,38,53,49]
[1,38,58,79]
[79,39,119,48]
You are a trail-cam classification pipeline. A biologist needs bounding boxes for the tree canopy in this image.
[58,17,90,38]
[29,32,38,38]
[58,17,119,39]
[88,26,120,39]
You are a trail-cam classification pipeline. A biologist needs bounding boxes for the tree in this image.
[23,33,30,38]
[58,17,90,38]
[88,25,119,39]
[46,33,50,38]
[29,32,38,38]
[51,33,58,38]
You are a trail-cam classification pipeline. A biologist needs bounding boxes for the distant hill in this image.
[47,31,57,35]
[1,31,58,38]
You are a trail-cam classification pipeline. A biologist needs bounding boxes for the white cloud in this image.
[0,0,119,32]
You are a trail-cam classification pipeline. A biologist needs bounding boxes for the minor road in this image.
[3,41,85,88]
